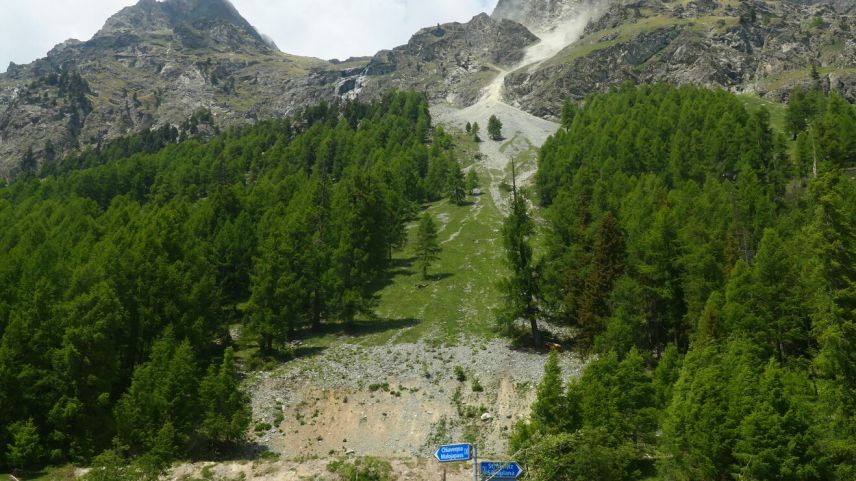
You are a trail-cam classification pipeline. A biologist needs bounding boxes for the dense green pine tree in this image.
[530,351,565,433]
[415,213,441,280]
[577,212,625,349]
[523,84,856,480]
[732,361,825,481]
[499,168,541,346]
[446,160,467,205]
[560,99,578,129]
[6,419,43,470]
[465,169,480,193]
[488,115,503,141]
[807,170,856,477]
[198,348,250,452]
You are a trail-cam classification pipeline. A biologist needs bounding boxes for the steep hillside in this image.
[0,0,337,177]
[503,0,856,118]
[0,3,542,178]
[349,14,539,108]
[494,0,580,32]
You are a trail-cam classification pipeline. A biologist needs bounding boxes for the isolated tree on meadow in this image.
[416,213,441,280]
[447,161,467,205]
[466,169,480,193]
[488,115,504,141]
[471,122,481,142]
[500,161,541,346]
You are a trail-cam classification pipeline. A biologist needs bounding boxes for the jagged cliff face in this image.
[352,13,539,107]
[353,0,856,121]
[0,0,337,177]
[501,0,856,118]
[492,0,597,34]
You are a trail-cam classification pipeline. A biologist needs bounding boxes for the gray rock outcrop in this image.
[0,0,338,176]
[502,0,856,118]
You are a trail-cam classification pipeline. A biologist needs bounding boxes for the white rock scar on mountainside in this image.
[432,5,601,214]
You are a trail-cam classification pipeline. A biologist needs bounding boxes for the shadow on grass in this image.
[315,317,421,338]
[428,272,454,282]
[389,256,416,277]
[374,256,417,291]
[504,323,578,354]
[247,345,328,371]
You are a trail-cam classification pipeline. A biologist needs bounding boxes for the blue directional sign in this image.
[480,461,523,479]
[434,443,472,462]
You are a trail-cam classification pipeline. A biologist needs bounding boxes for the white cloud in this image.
[0,0,137,71]
[0,0,499,72]
[237,0,499,60]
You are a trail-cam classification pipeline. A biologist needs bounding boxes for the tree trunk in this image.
[312,288,322,331]
[530,318,542,348]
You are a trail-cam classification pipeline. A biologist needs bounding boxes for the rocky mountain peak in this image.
[96,0,271,51]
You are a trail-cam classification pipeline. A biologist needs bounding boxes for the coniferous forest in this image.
[0,92,466,472]
[514,84,856,480]
[1,82,855,481]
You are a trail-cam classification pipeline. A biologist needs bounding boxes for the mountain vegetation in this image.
[415,213,441,280]
[3,0,856,478]
[0,92,467,471]
[513,83,856,481]
[488,115,504,141]
[498,171,540,346]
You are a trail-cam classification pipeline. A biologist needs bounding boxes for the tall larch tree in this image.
[500,163,541,346]
[415,213,441,280]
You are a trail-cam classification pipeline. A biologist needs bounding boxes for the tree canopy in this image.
[516,83,856,481]
[0,91,465,470]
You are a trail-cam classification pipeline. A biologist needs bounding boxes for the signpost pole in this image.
[473,444,478,481]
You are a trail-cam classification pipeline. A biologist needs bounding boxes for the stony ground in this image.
[170,457,478,481]
[248,339,583,460]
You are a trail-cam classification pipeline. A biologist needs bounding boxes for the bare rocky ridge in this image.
[349,14,539,107]
[493,0,599,34]
[503,0,856,118]
[0,0,336,177]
